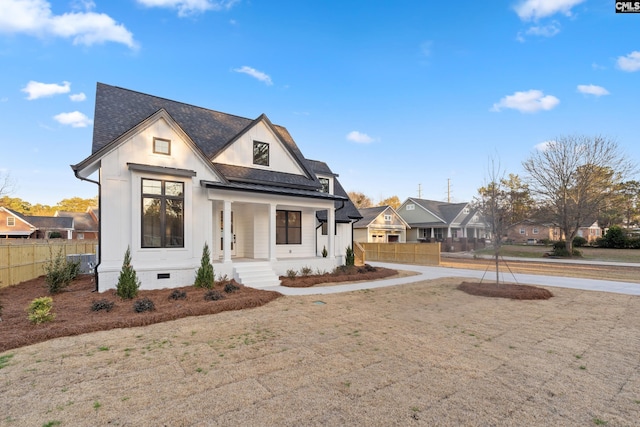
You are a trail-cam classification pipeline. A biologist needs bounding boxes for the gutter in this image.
[72,167,101,292]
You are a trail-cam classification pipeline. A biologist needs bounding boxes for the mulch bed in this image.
[457,282,553,300]
[279,266,397,287]
[0,275,282,353]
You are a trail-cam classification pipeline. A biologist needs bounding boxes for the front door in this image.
[220,210,236,256]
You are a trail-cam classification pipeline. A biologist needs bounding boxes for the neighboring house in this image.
[55,207,99,240]
[72,83,360,292]
[0,207,36,238]
[23,215,74,239]
[354,206,409,243]
[397,198,488,251]
[505,219,601,244]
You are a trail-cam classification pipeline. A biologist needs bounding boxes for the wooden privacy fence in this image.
[0,240,98,288]
[360,242,440,266]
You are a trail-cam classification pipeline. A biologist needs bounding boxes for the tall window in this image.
[276,210,301,244]
[142,178,184,248]
[319,178,330,193]
[253,141,269,166]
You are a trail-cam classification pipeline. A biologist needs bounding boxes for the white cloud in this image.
[346,131,374,144]
[514,0,585,21]
[136,0,239,17]
[577,84,609,96]
[69,92,86,101]
[535,140,554,151]
[233,66,273,85]
[617,51,640,72]
[0,0,137,49]
[525,21,560,37]
[491,89,560,113]
[22,80,70,100]
[53,111,92,127]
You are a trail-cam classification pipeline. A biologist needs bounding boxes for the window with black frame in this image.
[141,178,184,248]
[253,141,269,166]
[276,210,301,244]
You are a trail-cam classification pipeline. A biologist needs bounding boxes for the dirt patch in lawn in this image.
[0,275,281,352]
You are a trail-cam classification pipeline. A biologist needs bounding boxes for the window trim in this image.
[141,178,185,249]
[384,214,392,222]
[253,141,269,166]
[319,177,330,193]
[7,217,15,227]
[153,137,171,155]
[276,210,301,245]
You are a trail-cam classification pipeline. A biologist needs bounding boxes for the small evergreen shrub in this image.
[194,242,215,289]
[286,269,297,279]
[133,297,155,313]
[301,266,313,277]
[599,226,629,249]
[572,236,587,248]
[49,231,62,239]
[169,290,187,300]
[321,246,328,258]
[345,246,355,266]
[44,248,80,294]
[91,299,115,312]
[551,241,581,257]
[116,247,141,299]
[204,290,224,301]
[224,282,240,293]
[27,296,55,324]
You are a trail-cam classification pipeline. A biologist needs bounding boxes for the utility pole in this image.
[418,183,422,198]
[447,178,451,203]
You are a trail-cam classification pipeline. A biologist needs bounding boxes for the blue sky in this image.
[1,0,639,206]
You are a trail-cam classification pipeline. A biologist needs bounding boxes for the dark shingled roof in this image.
[308,160,362,223]
[56,211,98,232]
[23,216,73,229]
[355,206,388,228]
[91,83,320,190]
[407,198,470,225]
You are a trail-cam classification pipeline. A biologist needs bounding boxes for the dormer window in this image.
[153,137,171,155]
[384,214,392,222]
[253,141,269,166]
[406,204,415,211]
[319,178,330,193]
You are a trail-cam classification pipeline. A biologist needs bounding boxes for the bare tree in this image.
[523,135,635,255]
[0,171,14,197]
[474,156,513,284]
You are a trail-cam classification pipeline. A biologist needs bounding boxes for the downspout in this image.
[72,168,101,292]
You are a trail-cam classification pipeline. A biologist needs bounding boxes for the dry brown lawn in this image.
[1,266,640,426]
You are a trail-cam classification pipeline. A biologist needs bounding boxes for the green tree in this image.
[0,196,32,213]
[116,247,141,299]
[56,196,98,212]
[194,242,215,289]
[523,135,635,255]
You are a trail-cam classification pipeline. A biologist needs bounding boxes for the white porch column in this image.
[269,203,277,262]
[447,226,452,238]
[67,230,72,239]
[430,228,435,238]
[222,199,232,263]
[328,207,335,259]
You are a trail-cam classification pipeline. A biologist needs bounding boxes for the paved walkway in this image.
[263,261,640,296]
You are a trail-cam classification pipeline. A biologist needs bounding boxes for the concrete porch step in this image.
[233,262,280,288]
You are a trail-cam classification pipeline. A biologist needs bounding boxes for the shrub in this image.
[551,241,581,257]
[133,297,155,313]
[49,231,62,239]
[321,246,328,258]
[194,242,215,289]
[169,290,187,300]
[116,247,141,299]
[216,274,230,285]
[599,226,628,249]
[345,246,355,266]
[301,266,313,277]
[286,269,297,279]
[44,248,80,294]
[204,290,224,301]
[538,238,553,246]
[27,296,55,324]
[91,299,115,312]
[224,282,240,293]
[572,236,587,248]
